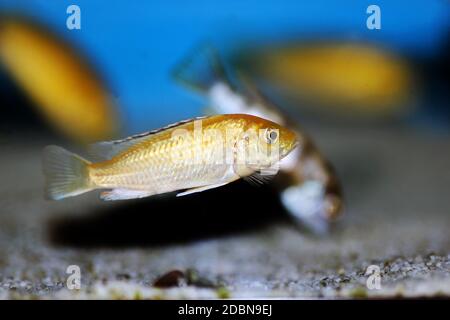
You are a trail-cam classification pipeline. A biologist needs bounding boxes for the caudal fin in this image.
[42,145,93,200]
[172,44,233,93]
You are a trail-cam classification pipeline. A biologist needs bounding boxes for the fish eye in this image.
[265,129,278,144]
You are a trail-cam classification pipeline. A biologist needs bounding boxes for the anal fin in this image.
[100,189,154,201]
[176,182,229,197]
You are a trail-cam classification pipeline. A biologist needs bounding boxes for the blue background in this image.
[0,0,448,132]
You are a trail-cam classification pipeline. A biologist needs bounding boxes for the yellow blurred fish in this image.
[43,114,298,201]
[0,18,118,143]
[236,42,414,116]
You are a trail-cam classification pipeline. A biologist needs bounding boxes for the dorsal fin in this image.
[236,71,267,106]
[172,43,233,94]
[88,116,208,161]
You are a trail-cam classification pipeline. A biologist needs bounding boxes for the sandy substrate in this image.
[0,125,449,299]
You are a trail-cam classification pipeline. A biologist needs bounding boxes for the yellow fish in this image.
[0,18,118,143]
[236,42,413,116]
[43,114,298,201]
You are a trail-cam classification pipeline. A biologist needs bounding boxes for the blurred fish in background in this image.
[0,16,119,143]
[234,42,415,119]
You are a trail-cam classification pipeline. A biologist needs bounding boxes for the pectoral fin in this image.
[243,172,275,186]
[177,182,230,197]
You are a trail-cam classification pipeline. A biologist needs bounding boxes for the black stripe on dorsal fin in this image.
[88,116,208,161]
